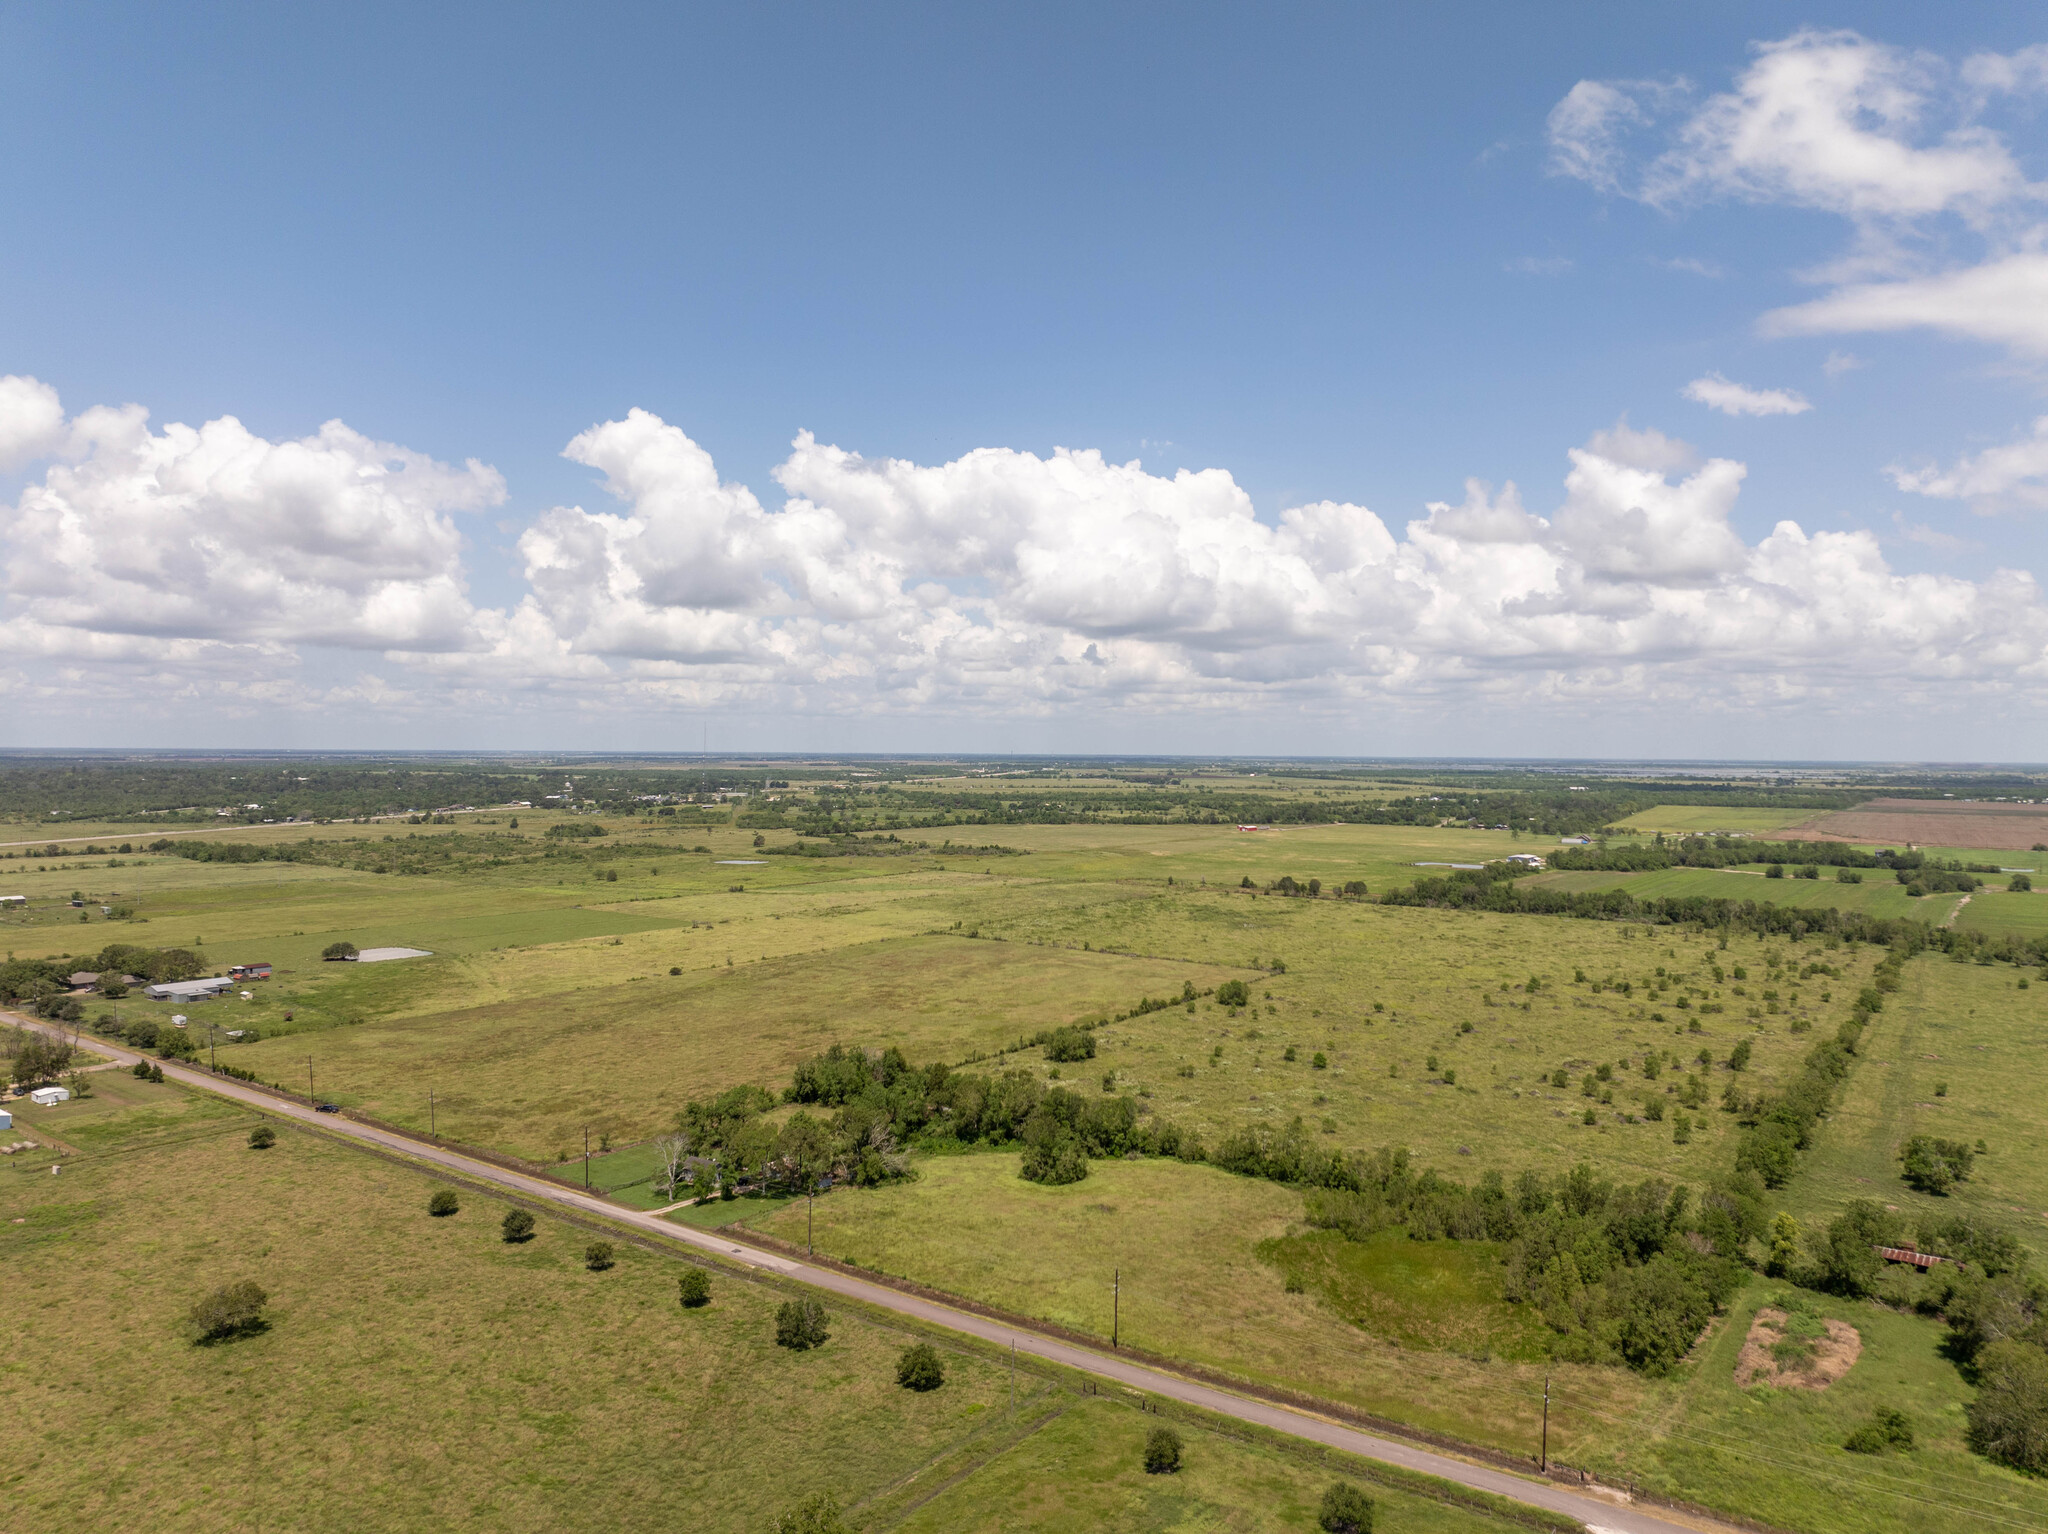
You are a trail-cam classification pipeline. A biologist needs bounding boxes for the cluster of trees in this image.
[1795,1200,2048,1471]
[1300,1154,1755,1374]
[0,944,207,1018]
[6,1029,75,1087]
[1551,839,1928,873]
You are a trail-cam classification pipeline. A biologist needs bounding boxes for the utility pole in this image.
[429,1089,435,1137]
[583,1126,591,1190]
[1010,1341,1015,1418]
[1113,1269,1120,1349]
[807,1185,814,1255]
[208,1025,216,1071]
[1541,1376,1550,1473]
[307,1056,314,1103]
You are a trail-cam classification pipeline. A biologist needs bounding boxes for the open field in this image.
[1782,955,2048,1246]
[755,1151,1646,1461]
[0,1075,1552,1534]
[1612,806,1824,835]
[1784,799,2048,852]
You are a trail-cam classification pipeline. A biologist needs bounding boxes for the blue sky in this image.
[2,4,2046,756]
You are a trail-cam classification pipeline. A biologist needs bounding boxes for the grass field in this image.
[1611,806,1824,835]
[0,1076,1548,1534]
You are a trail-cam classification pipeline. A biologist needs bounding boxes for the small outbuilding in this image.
[0,1108,12,1130]
[29,1086,70,1108]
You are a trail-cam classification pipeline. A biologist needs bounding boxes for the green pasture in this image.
[888,1394,1525,1534]
[1576,1280,2048,1534]
[1784,954,2048,1250]
[0,1070,1546,1534]
[754,1150,1648,1464]
[231,933,1236,1160]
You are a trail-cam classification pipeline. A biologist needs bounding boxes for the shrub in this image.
[776,1297,830,1350]
[1143,1425,1183,1474]
[896,1341,945,1391]
[1044,1026,1095,1063]
[772,1493,850,1534]
[1215,979,1249,1008]
[2011,873,2033,892]
[585,1240,615,1271]
[678,1267,711,1307]
[1728,1039,1752,1072]
[1843,1407,1914,1454]
[1020,1134,1088,1185]
[1311,1052,1328,1070]
[428,1189,460,1217]
[189,1280,268,1343]
[247,1125,276,1150]
[501,1208,536,1242]
[1900,1135,1975,1195]
[1968,1342,2048,1472]
[1318,1481,1376,1533]
[321,941,358,961]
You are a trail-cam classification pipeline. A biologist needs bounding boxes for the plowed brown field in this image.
[1784,797,2048,851]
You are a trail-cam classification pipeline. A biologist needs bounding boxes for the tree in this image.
[1901,1135,1975,1195]
[896,1342,945,1391]
[678,1268,711,1307]
[1143,1425,1183,1474]
[585,1240,615,1271]
[1043,1026,1095,1062]
[1809,1201,1895,1296]
[771,1492,850,1534]
[501,1208,536,1242]
[247,1125,276,1150]
[1766,1212,1800,1277]
[776,1297,830,1349]
[651,1133,691,1202]
[321,941,358,961]
[429,1189,459,1217]
[189,1280,268,1343]
[1319,1482,1376,1533]
[2011,873,2033,892]
[1968,1342,2048,1472]
[11,1034,73,1086]
[1216,980,1249,1008]
[771,1111,834,1196]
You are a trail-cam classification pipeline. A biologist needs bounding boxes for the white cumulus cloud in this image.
[1890,416,2048,512]
[1682,373,1814,417]
[0,376,505,660]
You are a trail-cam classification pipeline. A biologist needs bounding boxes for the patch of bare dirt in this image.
[1782,799,2048,851]
[1735,1306,1861,1389]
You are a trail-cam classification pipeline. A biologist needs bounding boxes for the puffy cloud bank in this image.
[2,375,2043,731]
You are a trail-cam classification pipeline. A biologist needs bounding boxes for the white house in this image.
[0,1108,12,1130]
[1506,853,1547,869]
[29,1086,70,1107]
[145,976,235,1002]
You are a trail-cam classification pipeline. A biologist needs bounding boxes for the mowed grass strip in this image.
[0,1097,1014,1534]
[233,934,1235,1159]
[753,1151,1646,1462]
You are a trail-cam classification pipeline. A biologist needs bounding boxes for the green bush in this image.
[247,1125,276,1150]
[1043,1026,1095,1063]
[896,1341,945,1391]
[1215,979,1249,1008]
[428,1189,459,1217]
[1318,1481,1376,1533]
[1143,1425,1183,1474]
[2012,873,2034,892]
[1900,1135,1975,1195]
[678,1267,711,1307]
[188,1280,268,1343]
[1843,1407,1914,1454]
[776,1297,830,1349]
[771,1492,850,1534]
[1968,1342,2048,1472]
[584,1240,615,1271]
[501,1208,536,1242]
[321,940,358,960]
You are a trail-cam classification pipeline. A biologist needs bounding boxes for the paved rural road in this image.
[12,1018,1717,1534]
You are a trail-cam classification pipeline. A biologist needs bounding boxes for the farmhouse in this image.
[1506,853,1547,869]
[145,976,236,1002]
